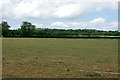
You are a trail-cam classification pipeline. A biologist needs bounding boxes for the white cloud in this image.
[48,18,118,31]
[90,18,105,23]
[35,24,44,28]
[50,22,68,27]
[54,3,85,19]
[0,0,119,19]
[0,0,118,31]
[8,17,118,31]
[13,1,38,19]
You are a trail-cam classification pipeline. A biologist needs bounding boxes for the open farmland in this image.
[2,38,118,78]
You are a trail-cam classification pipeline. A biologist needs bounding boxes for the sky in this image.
[0,0,119,31]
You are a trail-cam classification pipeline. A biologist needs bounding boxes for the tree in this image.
[20,21,36,36]
[1,21,10,37]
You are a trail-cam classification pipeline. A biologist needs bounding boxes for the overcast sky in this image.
[0,0,119,31]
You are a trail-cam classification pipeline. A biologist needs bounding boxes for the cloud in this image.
[34,23,44,28]
[1,0,118,31]
[0,0,119,20]
[9,17,118,31]
[47,18,118,31]
[90,18,105,23]
[54,3,85,19]
[50,22,68,27]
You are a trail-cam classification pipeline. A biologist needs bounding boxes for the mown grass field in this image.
[2,38,118,78]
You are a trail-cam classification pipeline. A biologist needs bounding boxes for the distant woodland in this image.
[1,21,120,37]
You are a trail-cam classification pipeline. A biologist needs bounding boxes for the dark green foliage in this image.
[1,21,120,37]
[27,28,120,37]
[2,57,5,61]
[35,56,38,60]
[7,28,120,37]
[1,21,10,37]
[20,21,36,36]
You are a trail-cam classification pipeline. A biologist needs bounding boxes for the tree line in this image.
[0,21,120,37]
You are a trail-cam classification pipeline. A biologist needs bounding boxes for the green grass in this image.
[2,38,118,78]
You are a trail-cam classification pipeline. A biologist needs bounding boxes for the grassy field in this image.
[2,38,118,78]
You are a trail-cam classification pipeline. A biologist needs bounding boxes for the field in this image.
[2,38,118,78]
